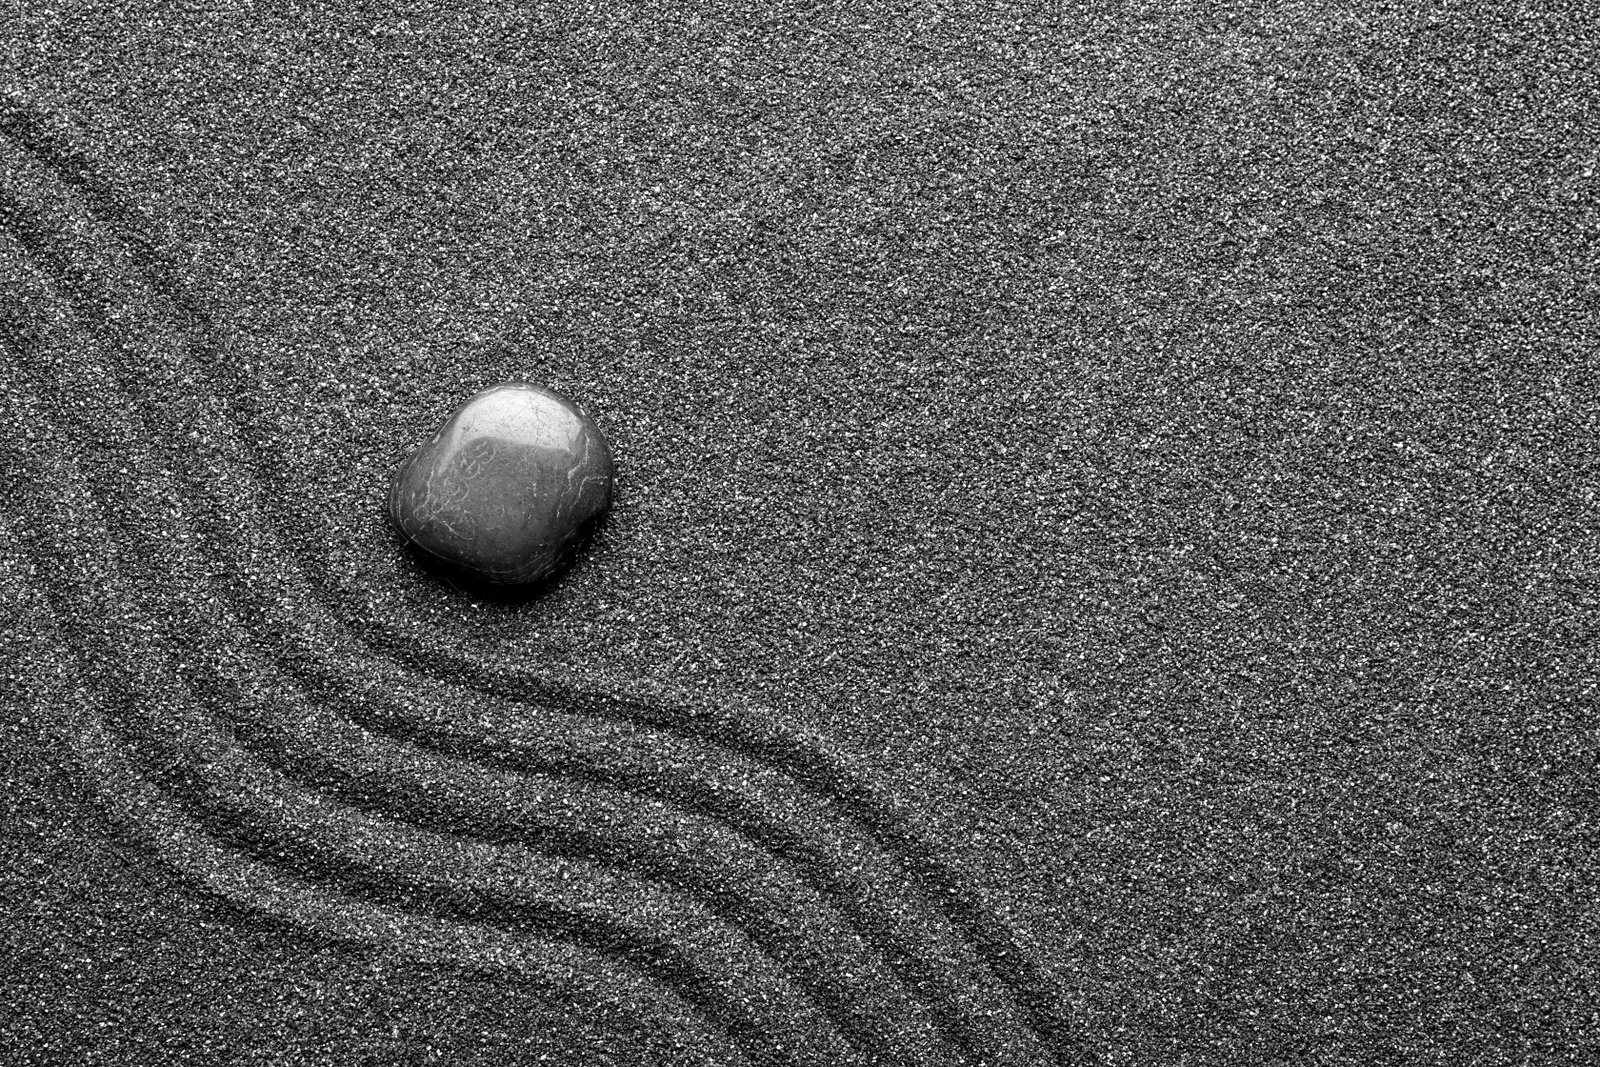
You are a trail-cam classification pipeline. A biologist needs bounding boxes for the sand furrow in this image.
[2,94,1072,1065]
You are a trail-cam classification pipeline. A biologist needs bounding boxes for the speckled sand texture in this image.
[2,3,1597,1065]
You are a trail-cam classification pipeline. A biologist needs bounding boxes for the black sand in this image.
[2,3,1596,1064]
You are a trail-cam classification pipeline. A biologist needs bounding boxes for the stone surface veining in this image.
[388,383,614,585]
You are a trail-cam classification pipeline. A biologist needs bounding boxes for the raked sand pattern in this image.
[0,96,1072,1067]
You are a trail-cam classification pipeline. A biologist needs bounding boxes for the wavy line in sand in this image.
[0,96,1072,1066]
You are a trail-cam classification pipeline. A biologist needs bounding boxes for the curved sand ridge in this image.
[0,97,1071,1066]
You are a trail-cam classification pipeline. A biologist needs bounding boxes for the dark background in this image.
[3,1,1596,1063]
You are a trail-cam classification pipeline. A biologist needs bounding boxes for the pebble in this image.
[388,383,614,585]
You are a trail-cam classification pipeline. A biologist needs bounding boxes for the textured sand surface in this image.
[2,3,1597,1064]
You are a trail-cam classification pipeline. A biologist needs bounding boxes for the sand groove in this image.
[1,96,1070,1066]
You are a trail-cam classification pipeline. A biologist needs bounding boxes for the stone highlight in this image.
[389,382,614,585]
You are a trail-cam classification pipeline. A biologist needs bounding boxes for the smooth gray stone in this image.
[388,383,614,586]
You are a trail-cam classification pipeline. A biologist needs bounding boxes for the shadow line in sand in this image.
[1,96,1076,1066]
